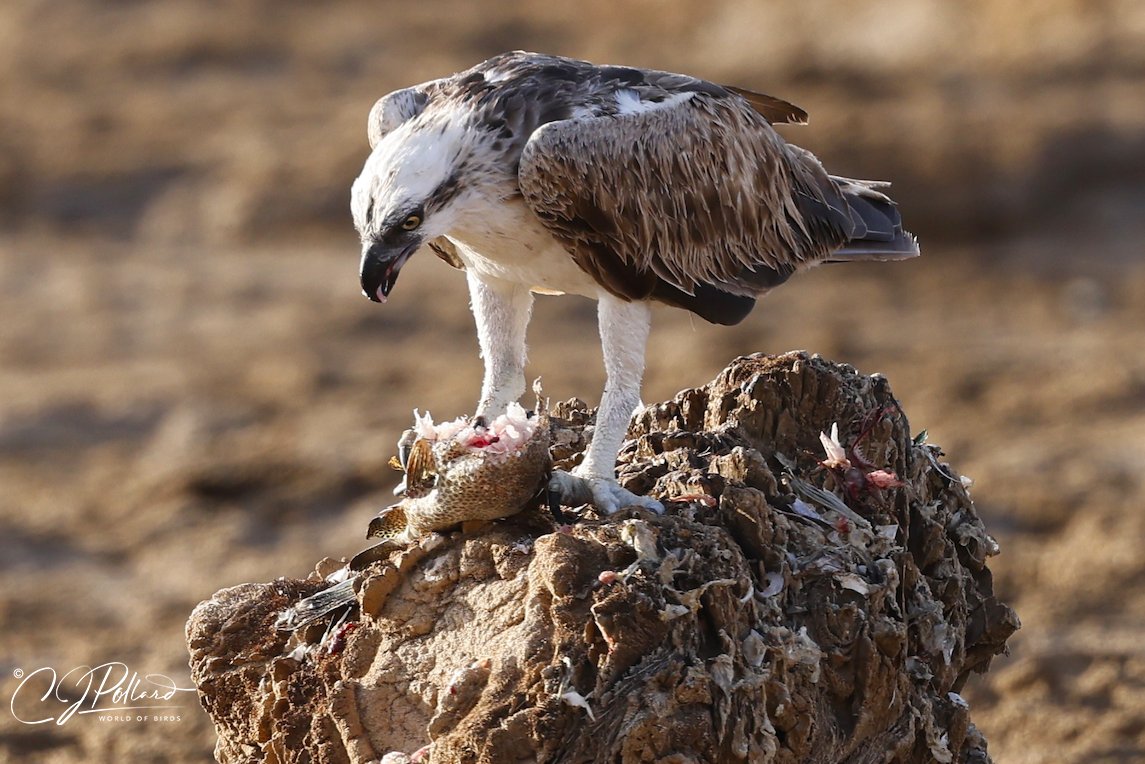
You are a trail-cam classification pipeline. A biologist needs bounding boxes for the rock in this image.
[187,352,1018,763]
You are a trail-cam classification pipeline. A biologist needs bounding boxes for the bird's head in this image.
[351,107,474,303]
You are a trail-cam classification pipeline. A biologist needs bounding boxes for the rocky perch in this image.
[187,352,1019,763]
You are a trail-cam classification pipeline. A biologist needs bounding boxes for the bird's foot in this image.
[548,469,664,515]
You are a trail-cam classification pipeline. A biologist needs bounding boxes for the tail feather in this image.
[826,176,920,261]
[787,144,920,262]
[828,234,920,262]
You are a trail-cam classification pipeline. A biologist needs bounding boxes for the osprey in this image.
[351,51,918,514]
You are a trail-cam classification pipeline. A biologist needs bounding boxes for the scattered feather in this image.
[620,519,660,563]
[760,571,785,597]
[790,498,822,521]
[836,572,871,595]
[286,644,311,663]
[555,656,596,721]
[560,689,596,721]
[742,629,767,668]
[947,691,969,709]
[819,423,850,469]
[325,565,351,584]
[790,477,872,530]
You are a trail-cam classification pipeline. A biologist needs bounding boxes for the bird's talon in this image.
[546,486,572,525]
[549,470,664,515]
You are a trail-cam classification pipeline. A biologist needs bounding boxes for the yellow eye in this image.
[401,213,422,231]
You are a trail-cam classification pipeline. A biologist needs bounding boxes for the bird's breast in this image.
[447,199,601,297]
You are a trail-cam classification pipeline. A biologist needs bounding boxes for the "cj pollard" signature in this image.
[9,662,196,725]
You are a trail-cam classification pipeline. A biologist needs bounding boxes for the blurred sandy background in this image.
[1,1,1143,761]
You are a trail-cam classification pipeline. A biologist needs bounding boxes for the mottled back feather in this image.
[517,89,849,302]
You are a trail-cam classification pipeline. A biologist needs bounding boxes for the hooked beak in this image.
[360,240,420,303]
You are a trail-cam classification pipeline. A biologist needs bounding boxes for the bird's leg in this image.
[468,271,533,420]
[550,295,664,515]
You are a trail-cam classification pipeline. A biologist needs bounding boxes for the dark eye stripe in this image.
[429,170,462,210]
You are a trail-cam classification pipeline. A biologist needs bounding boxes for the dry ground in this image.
[1,1,1144,762]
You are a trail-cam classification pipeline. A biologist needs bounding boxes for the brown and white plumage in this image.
[351,51,918,513]
[369,406,552,543]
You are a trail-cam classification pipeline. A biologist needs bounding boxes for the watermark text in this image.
[9,662,195,726]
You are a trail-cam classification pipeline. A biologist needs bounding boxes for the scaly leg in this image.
[468,271,534,419]
[550,295,664,514]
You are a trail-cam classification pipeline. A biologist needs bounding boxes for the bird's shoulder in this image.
[426,52,805,127]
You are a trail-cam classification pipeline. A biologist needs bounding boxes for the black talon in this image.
[547,487,571,525]
[396,428,417,470]
[473,415,487,428]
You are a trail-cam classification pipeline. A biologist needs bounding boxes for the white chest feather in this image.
[447,199,600,297]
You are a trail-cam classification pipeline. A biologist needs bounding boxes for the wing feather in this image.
[722,85,809,125]
[427,236,465,269]
[518,92,847,303]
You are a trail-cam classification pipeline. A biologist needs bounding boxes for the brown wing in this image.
[722,85,808,125]
[403,438,436,496]
[517,92,851,311]
[427,236,465,270]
